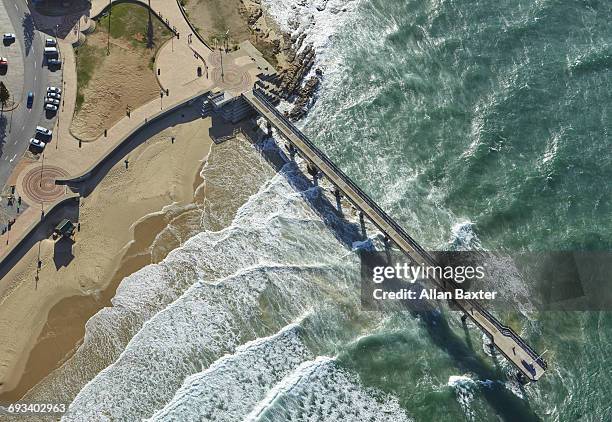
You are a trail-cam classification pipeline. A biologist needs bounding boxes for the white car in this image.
[30,138,45,149]
[47,86,62,94]
[45,97,60,106]
[45,38,57,47]
[45,103,58,111]
[47,92,61,99]
[36,126,52,137]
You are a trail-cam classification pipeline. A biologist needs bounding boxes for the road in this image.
[0,0,59,189]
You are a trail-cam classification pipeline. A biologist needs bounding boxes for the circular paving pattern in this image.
[211,65,252,92]
[208,52,223,67]
[22,165,69,203]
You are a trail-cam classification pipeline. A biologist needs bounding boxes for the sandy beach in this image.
[0,116,214,400]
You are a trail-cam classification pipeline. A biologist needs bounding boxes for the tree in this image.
[0,82,10,114]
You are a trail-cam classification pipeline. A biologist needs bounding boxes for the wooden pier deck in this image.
[243,88,547,382]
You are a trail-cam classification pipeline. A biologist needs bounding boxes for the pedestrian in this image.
[124,159,129,169]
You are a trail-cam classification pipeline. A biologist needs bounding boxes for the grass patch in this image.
[98,4,171,47]
[74,42,104,111]
[74,3,172,112]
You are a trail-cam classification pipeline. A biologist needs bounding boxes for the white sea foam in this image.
[448,220,482,250]
[262,0,360,78]
[447,374,477,420]
[246,357,413,421]
[147,322,313,421]
[59,165,364,420]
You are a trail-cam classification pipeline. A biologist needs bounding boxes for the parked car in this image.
[45,38,57,47]
[3,33,15,44]
[0,57,7,67]
[27,92,34,108]
[47,87,62,95]
[45,103,58,112]
[44,47,58,57]
[47,92,61,99]
[47,58,61,67]
[30,138,45,150]
[36,126,53,137]
[45,97,60,106]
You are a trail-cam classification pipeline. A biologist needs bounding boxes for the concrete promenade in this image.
[0,0,267,261]
[243,88,548,382]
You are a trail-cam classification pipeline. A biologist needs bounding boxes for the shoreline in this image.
[0,116,214,400]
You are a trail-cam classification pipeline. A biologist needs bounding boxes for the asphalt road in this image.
[0,0,58,190]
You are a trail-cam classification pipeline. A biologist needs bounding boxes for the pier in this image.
[242,88,548,382]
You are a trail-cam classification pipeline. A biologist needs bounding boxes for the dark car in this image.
[26,92,34,108]
[47,58,61,68]
[3,33,15,45]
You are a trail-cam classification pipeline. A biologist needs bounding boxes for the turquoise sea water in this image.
[302,0,612,419]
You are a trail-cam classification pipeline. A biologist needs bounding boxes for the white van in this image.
[44,47,58,57]
[45,38,57,47]
[36,126,53,137]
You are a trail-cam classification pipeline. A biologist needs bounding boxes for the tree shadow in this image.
[22,13,35,56]
[0,114,7,158]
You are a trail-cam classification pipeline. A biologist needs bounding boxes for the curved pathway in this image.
[1,0,272,263]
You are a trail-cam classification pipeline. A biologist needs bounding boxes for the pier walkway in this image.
[243,88,548,382]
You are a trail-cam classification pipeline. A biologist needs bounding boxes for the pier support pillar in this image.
[333,188,343,213]
[266,121,273,137]
[487,337,496,354]
[307,163,319,179]
[359,211,367,239]
[461,313,468,324]
[286,142,296,160]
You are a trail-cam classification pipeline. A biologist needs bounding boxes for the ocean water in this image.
[17,0,612,421]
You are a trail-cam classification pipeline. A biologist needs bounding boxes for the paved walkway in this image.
[0,0,273,261]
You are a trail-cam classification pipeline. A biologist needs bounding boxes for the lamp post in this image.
[107,0,111,55]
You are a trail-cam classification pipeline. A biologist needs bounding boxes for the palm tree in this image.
[0,82,10,115]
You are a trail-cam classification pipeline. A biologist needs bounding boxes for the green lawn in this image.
[74,43,104,111]
[97,3,171,47]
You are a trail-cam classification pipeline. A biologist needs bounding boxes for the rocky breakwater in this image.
[240,0,323,120]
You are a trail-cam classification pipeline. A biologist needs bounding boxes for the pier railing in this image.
[249,87,547,371]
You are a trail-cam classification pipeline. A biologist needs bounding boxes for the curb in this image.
[0,193,80,275]
[175,0,212,50]
[57,88,211,186]
[92,0,178,36]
